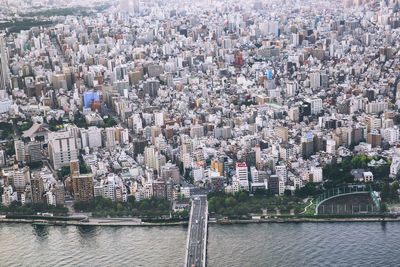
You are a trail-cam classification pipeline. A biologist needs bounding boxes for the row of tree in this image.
[73,196,172,218]
[0,201,68,215]
[207,191,305,216]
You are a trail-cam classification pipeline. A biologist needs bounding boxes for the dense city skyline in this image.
[0,0,399,266]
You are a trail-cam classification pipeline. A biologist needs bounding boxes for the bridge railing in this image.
[202,199,208,267]
[184,199,194,267]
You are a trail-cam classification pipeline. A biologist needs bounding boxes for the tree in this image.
[127,195,135,205]
[381,202,387,213]
[57,166,70,179]
[237,191,249,202]
[117,203,123,211]
[381,182,390,202]
[208,198,216,212]
[27,161,43,169]
[284,189,292,197]
[225,197,237,207]
[294,182,321,198]
[180,209,189,218]
[254,188,267,198]
[79,164,90,174]
[102,117,117,128]
[389,182,399,202]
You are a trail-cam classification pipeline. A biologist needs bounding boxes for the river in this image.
[0,222,399,266]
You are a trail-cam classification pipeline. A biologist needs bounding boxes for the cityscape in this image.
[0,0,400,266]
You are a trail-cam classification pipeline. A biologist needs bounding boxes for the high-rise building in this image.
[72,174,94,202]
[367,132,382,148]
[150,126,162,144]
[48,131,78,170]
[88,126,102,148]
[14,140,25,162]
[12,166,30,193]
[31,175,44,203]
[105,127,116,150]
[301,133,314,158]
[70,159,80,176]
[144,145,156,169]
[0,149,5,167]
[211,176,225,192]
[152,180,166,199]
[310,98,323,115]
[26,141,41,163]
[235,162,249,191]
[365,116,381,132]
[310,72,321,89]
[275,165,288,183]
[161,163,180,184]
[154,112,164,127]
[2,185,17,206]
[54,181,65,205]
[115,126,129,145]
[275,126,288,142]
[133,138,147,157]
[268,175,285,196]
[81,126,102,149]
[310,166,323,183]
[0,34,9,91]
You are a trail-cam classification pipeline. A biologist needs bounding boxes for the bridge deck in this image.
[184,195,208,267]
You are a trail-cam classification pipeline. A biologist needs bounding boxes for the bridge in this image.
[184,195,208,267]
[315,185,380,214]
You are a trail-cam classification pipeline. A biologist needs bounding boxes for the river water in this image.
[0,222,398,266]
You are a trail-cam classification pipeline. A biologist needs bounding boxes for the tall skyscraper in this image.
[0,34,9,91]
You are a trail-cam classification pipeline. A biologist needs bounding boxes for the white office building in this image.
[48,131,78,170]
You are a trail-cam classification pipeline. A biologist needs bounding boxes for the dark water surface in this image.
[0,222,398,266]
[207,222,400,267]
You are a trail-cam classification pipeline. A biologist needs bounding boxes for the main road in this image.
[185,195,208,267]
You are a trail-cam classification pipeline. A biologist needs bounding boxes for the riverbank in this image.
[211,216,400,224]
[0,217,188,227]
[1,215,399,227]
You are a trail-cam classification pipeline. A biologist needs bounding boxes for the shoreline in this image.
[211,217,400,224]
[1,216,399,227]
[0,218,188,227]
